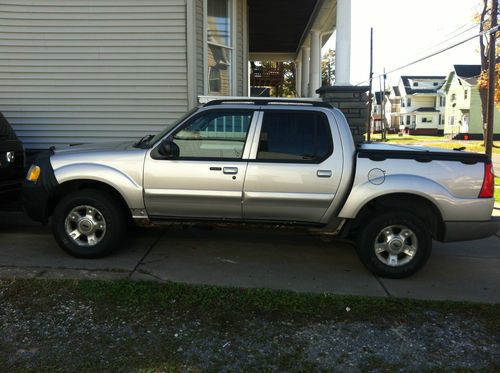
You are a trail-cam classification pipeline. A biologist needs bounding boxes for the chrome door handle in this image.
[223,167,238,175]
[317,170,332,178]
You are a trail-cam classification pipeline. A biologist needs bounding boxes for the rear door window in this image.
[256,111,332,162]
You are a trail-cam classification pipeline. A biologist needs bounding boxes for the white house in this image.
[397,76,447,135]
[386,86,401,130]
[0,0,352,150]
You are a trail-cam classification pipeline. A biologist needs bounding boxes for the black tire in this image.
[52,189,127,258]
[356,211,432,279]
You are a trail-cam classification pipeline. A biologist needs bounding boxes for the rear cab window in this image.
[256,110,333,163]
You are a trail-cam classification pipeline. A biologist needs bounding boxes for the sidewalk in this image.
[1,211,499,303]
[493,153,500,176]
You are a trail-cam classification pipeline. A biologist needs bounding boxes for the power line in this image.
[406,23,480,60]
[356,26,497,86]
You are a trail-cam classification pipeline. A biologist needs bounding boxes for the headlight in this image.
[26,165,41,183]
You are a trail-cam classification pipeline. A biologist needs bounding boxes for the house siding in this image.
[0,0,189,149]
[196,0,204,96]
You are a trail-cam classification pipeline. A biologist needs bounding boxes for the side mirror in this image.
[157,139,179,158]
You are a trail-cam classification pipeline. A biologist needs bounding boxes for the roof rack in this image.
[203,98,333,109]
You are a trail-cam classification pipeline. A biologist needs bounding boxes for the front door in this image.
[144,109,257,219]
[242,109,343,223]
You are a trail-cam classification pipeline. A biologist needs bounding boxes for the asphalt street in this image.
[0,210,499,303]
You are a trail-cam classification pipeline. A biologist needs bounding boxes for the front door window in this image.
[172,111,253,159]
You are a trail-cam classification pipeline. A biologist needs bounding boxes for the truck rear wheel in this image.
[52,189,126,258]
[356,211,432,278]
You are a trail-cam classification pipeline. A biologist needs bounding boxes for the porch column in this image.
[301,46,310,97]
[335,0,352,85]
[295,55,302,97]
[309,30,321,97]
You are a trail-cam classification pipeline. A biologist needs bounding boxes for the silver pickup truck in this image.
[23,99,500,278]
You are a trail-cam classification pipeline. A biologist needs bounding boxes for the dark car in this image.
[0,112,24,205]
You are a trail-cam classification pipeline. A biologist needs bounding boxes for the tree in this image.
[476,0,500,142]
[321,49,335,86]
[281,62,297,97]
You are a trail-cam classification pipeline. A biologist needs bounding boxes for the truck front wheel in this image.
[52,189,127,258]
[356,211,432,278]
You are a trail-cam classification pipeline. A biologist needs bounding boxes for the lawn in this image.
[1,279,499,372]
[368,133,500,155]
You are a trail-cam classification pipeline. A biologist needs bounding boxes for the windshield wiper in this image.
[134,134,154,147]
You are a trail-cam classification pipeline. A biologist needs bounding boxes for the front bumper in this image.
[22,150,58,224]
[442,217,500,242]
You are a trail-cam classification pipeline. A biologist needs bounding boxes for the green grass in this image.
[3,279,499,327]
[368,133,500,154]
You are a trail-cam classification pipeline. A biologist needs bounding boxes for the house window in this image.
[406,116,410,125]
[400,98,405,107]
[407,98,411,107]
[439,96,446,106]
[464,90,468,99]
[451,93,456,101]
[206,0,233,96]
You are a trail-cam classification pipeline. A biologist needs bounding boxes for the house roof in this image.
[454,64,481,85]
[413,107,439,113]
[374,91,383,105]
[249,0,320,53]
[400,76,446,95]
[392,86,401,97]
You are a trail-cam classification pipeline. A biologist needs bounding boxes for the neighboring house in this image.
[441,64,500,139]
[397,76,447,135]
[0,0,350,150]
[371,91,383,132]
[387,86,401,129]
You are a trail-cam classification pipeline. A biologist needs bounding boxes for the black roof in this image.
[401,76,446,94]
[392,86,401,97]
[454,64,481,78]
[413,107,439,113]
[454,64,481,85]
[374,91,383,105]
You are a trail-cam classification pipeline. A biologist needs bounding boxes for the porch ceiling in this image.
[248,0,320,54]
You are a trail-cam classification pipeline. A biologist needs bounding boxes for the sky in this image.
[323,0,482,87]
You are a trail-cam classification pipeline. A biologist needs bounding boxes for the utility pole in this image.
[486,0,498,157]
[381,68,387,141]
[366,28,374,142]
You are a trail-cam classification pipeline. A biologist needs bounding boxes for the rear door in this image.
[242,108,343,223]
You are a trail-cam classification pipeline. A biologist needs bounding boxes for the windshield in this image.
[145,107,199,147]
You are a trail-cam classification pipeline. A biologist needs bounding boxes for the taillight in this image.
[479,162,494,198]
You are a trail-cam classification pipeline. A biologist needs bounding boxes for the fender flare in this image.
[338,174,452,220]
[54,163,144,210]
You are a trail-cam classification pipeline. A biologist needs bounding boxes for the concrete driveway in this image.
[1,210,499,303]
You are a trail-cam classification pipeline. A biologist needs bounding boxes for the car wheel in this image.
[356,211,432,278]
[52,189,127,258]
